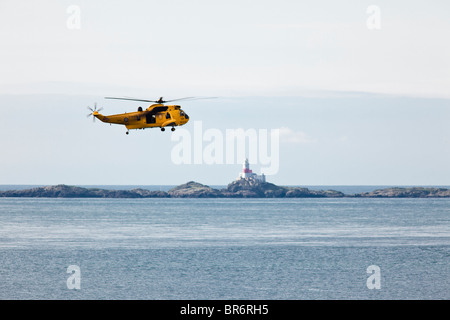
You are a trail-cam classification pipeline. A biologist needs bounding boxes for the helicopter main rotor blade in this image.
[163,96,217,102]
[105,96,217,103]
[105,97,159,103]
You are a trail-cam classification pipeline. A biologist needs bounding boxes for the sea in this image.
[0,185,449,300]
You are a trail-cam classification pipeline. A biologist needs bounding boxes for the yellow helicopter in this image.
[87,96,213,135]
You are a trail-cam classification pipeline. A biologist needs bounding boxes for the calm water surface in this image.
[0,198,449,299]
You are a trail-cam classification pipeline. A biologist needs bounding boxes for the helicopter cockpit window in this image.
[166,112,171,119]
[180,110,185,117]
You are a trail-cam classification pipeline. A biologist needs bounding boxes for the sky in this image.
[0,0,449,186]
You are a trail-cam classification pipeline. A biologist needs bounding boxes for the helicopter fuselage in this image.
[93,104,189,132]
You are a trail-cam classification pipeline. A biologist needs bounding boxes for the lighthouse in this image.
[237,158,266,182]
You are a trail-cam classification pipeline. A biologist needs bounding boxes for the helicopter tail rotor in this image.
[86,103,103,122]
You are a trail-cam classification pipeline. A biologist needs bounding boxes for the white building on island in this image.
[237,158,266,182]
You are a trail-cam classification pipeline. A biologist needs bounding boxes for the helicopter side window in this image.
[146,114,156,124]
[166,112,171,119]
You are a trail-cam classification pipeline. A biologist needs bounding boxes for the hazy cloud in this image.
[279,127,317,144]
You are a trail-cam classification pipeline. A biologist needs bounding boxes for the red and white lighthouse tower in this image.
[238,158,266,182]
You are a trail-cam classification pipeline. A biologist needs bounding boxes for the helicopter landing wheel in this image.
[171,127,175,132]
[126,131,129,135]
[161,127,165,132]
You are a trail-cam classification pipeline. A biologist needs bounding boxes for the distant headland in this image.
[1,179,449,198]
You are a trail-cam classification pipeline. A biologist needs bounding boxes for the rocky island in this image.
[3,158,448,198]
[355,187,450,198]
[1,179,449,198]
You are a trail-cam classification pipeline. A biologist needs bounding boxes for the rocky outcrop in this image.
[0,184,168,198]
[355,187,450,198]
[224,178,287,197]
[168,181,223,198]
[285,187,345,198]
[129,188,169,198]
[223,178,345,198]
